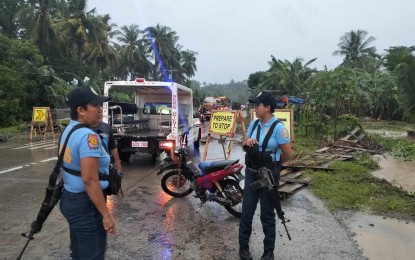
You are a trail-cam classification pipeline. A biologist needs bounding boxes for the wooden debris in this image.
[279,183,304,194]
[280,178,309,185]
[278,130,385,199]
[282,165,334,171]
[332,144,383,154]
[340,126,365,143]
[316,147,330,153]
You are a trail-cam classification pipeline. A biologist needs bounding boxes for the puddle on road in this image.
[342,153,415,260]
[344,212,415,260]
[372,153,415,193]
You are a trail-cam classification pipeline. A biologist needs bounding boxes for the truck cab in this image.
[103,79,201,163]
[201,96,231,120]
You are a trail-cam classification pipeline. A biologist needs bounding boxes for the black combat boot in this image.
[261,251,274,260]
[239,246,253,260]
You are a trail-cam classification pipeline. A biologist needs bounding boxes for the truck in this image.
[103,78,201,163]
[201,96,231,120]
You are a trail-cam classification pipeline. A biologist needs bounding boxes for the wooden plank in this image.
[279,183,304,193]
[283,171,303,179]
[339,154,354,158]
[356,133,365,140]
[279,178,309,185]
[350,126,361,135]
[316,147,331,153]
[282,165,334,171]
[335,157,352,162]
[339,134,351,141]
[340,126,362,142]
[333,144,383,154]
[280,168,294,176]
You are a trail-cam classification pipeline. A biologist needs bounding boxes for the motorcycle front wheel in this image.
[221,179,244,218]
[161,169,193,197]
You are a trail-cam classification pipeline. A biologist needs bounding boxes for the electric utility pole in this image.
[166,69,178,82]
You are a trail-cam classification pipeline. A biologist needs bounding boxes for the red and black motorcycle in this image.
[157,128,245,217]
[199,111,206,125]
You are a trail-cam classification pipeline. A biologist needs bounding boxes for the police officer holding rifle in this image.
[239,91,293,260]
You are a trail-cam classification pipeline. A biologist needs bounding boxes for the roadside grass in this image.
[373,135,415,161]
[306,161,415,221]
[294,122,415,220]
[0,125,21,141]
[0,125,20,134]
[292,128,322,155]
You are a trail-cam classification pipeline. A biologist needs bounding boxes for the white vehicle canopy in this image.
[103,79,195,143]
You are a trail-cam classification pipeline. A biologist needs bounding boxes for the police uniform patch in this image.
[281,128,289,139]
[88,134,99,150]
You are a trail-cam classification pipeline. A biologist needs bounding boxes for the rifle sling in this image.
[48,124,88,189]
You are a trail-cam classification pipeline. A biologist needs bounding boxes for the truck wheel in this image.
[194,128,201,149]
[119,151,131,162]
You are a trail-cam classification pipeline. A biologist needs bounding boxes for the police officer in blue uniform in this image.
[59,86,115,260]
[239,91,293,260]
[92,121,122,173]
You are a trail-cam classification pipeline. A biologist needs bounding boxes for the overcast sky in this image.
[88,0,414,84]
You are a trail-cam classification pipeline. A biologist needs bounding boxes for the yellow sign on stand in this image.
[32,108,47,122]
[30,107,55,141]
[203,110,246,161]
[208,110,238,136]
[250,109,294,141]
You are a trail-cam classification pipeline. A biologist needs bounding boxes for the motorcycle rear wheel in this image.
[221,179,244,218]
[161,169,193,197]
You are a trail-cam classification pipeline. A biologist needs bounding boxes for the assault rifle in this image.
[251,167,292,240]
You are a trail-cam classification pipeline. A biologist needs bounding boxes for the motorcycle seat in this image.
[198,160,239,175]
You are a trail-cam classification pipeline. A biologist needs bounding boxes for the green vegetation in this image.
[1,2,415,133]
[376,137,415,161]
[0,0,199,127]
[0,125,20,135]
[292,128,322,154]
[308,161,415,220]
[294,118,415,220]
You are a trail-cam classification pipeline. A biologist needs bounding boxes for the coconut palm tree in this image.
[116,24,150,79]
[15,0,60,54]
[53,0,96,76]
[0,0,25,38]
[384,46,415,122]
[180,49,198,87]
[84,14,119,73]
[260,56,317,95]
[333,30,378,69]
[144,24,180,81]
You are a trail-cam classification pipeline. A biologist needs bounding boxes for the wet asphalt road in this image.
[0,133,365,260]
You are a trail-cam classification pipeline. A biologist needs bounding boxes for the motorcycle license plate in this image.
[131,141,148,148]
[236,172,245,181]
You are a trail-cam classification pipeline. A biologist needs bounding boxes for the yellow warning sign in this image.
[32,107,47,123]
[208,110,237,136]
[250,109,294,140]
